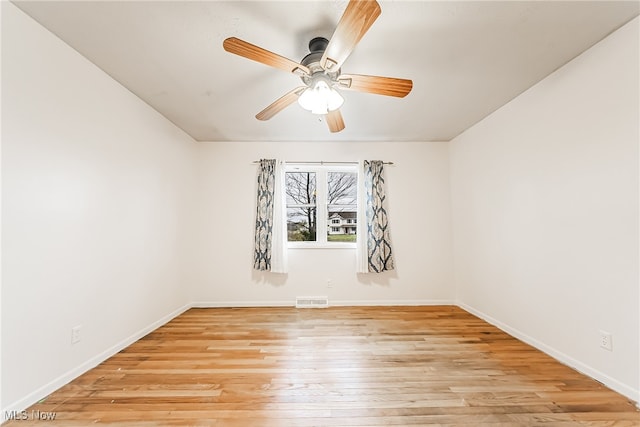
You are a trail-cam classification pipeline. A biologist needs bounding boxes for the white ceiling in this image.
[12,1,639,142]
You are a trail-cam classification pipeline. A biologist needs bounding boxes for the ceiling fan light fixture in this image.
[223,1,411,132]
[298,79,344,115]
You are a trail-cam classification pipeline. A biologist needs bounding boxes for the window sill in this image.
[288,242,356,250]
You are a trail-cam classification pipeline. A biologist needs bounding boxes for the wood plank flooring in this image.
[6,306,639,426]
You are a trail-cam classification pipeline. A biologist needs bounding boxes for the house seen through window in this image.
[285,164,357,247]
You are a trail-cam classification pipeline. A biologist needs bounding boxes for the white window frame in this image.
[286,163,357,249]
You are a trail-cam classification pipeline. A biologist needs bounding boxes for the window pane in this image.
[327,171,357,242]
[286,172,316,206]
[287,207,317,241]
[286,172,317,242]
[327,172,356,205]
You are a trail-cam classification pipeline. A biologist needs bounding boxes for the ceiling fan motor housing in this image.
[301,37,340,86]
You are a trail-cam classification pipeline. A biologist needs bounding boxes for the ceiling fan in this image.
[223,0,413,133]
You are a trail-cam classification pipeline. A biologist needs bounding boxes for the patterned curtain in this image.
[363,160,395,272]
[254,159,276,271]
[253,159,287,273]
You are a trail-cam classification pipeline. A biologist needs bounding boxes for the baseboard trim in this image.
[192,300,294,308]
[457,301,640,404]
[2,303,191,421]
[192,299,456,308]
[329,299,456,306]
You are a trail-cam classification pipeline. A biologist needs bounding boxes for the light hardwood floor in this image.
[6,306,639,426]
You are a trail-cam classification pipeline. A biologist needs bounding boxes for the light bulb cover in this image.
[298,79,344,115]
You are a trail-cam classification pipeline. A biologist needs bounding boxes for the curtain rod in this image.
[252,160,394,165]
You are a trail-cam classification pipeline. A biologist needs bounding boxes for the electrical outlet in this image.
[71,325,82,344]
[327,279,333,288]
[599,330,612,351]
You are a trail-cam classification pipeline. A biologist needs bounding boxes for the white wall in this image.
[1,2,198,412]
[450,17,639,401]
[193,141,454,306]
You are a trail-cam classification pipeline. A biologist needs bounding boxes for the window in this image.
[286,164,358,248]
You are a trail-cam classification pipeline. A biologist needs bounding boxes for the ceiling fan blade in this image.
[337,74,413,98]
[321,0,382,72]
[256,87,307,121]
[325,109,345,133]
[223,37,310,76]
